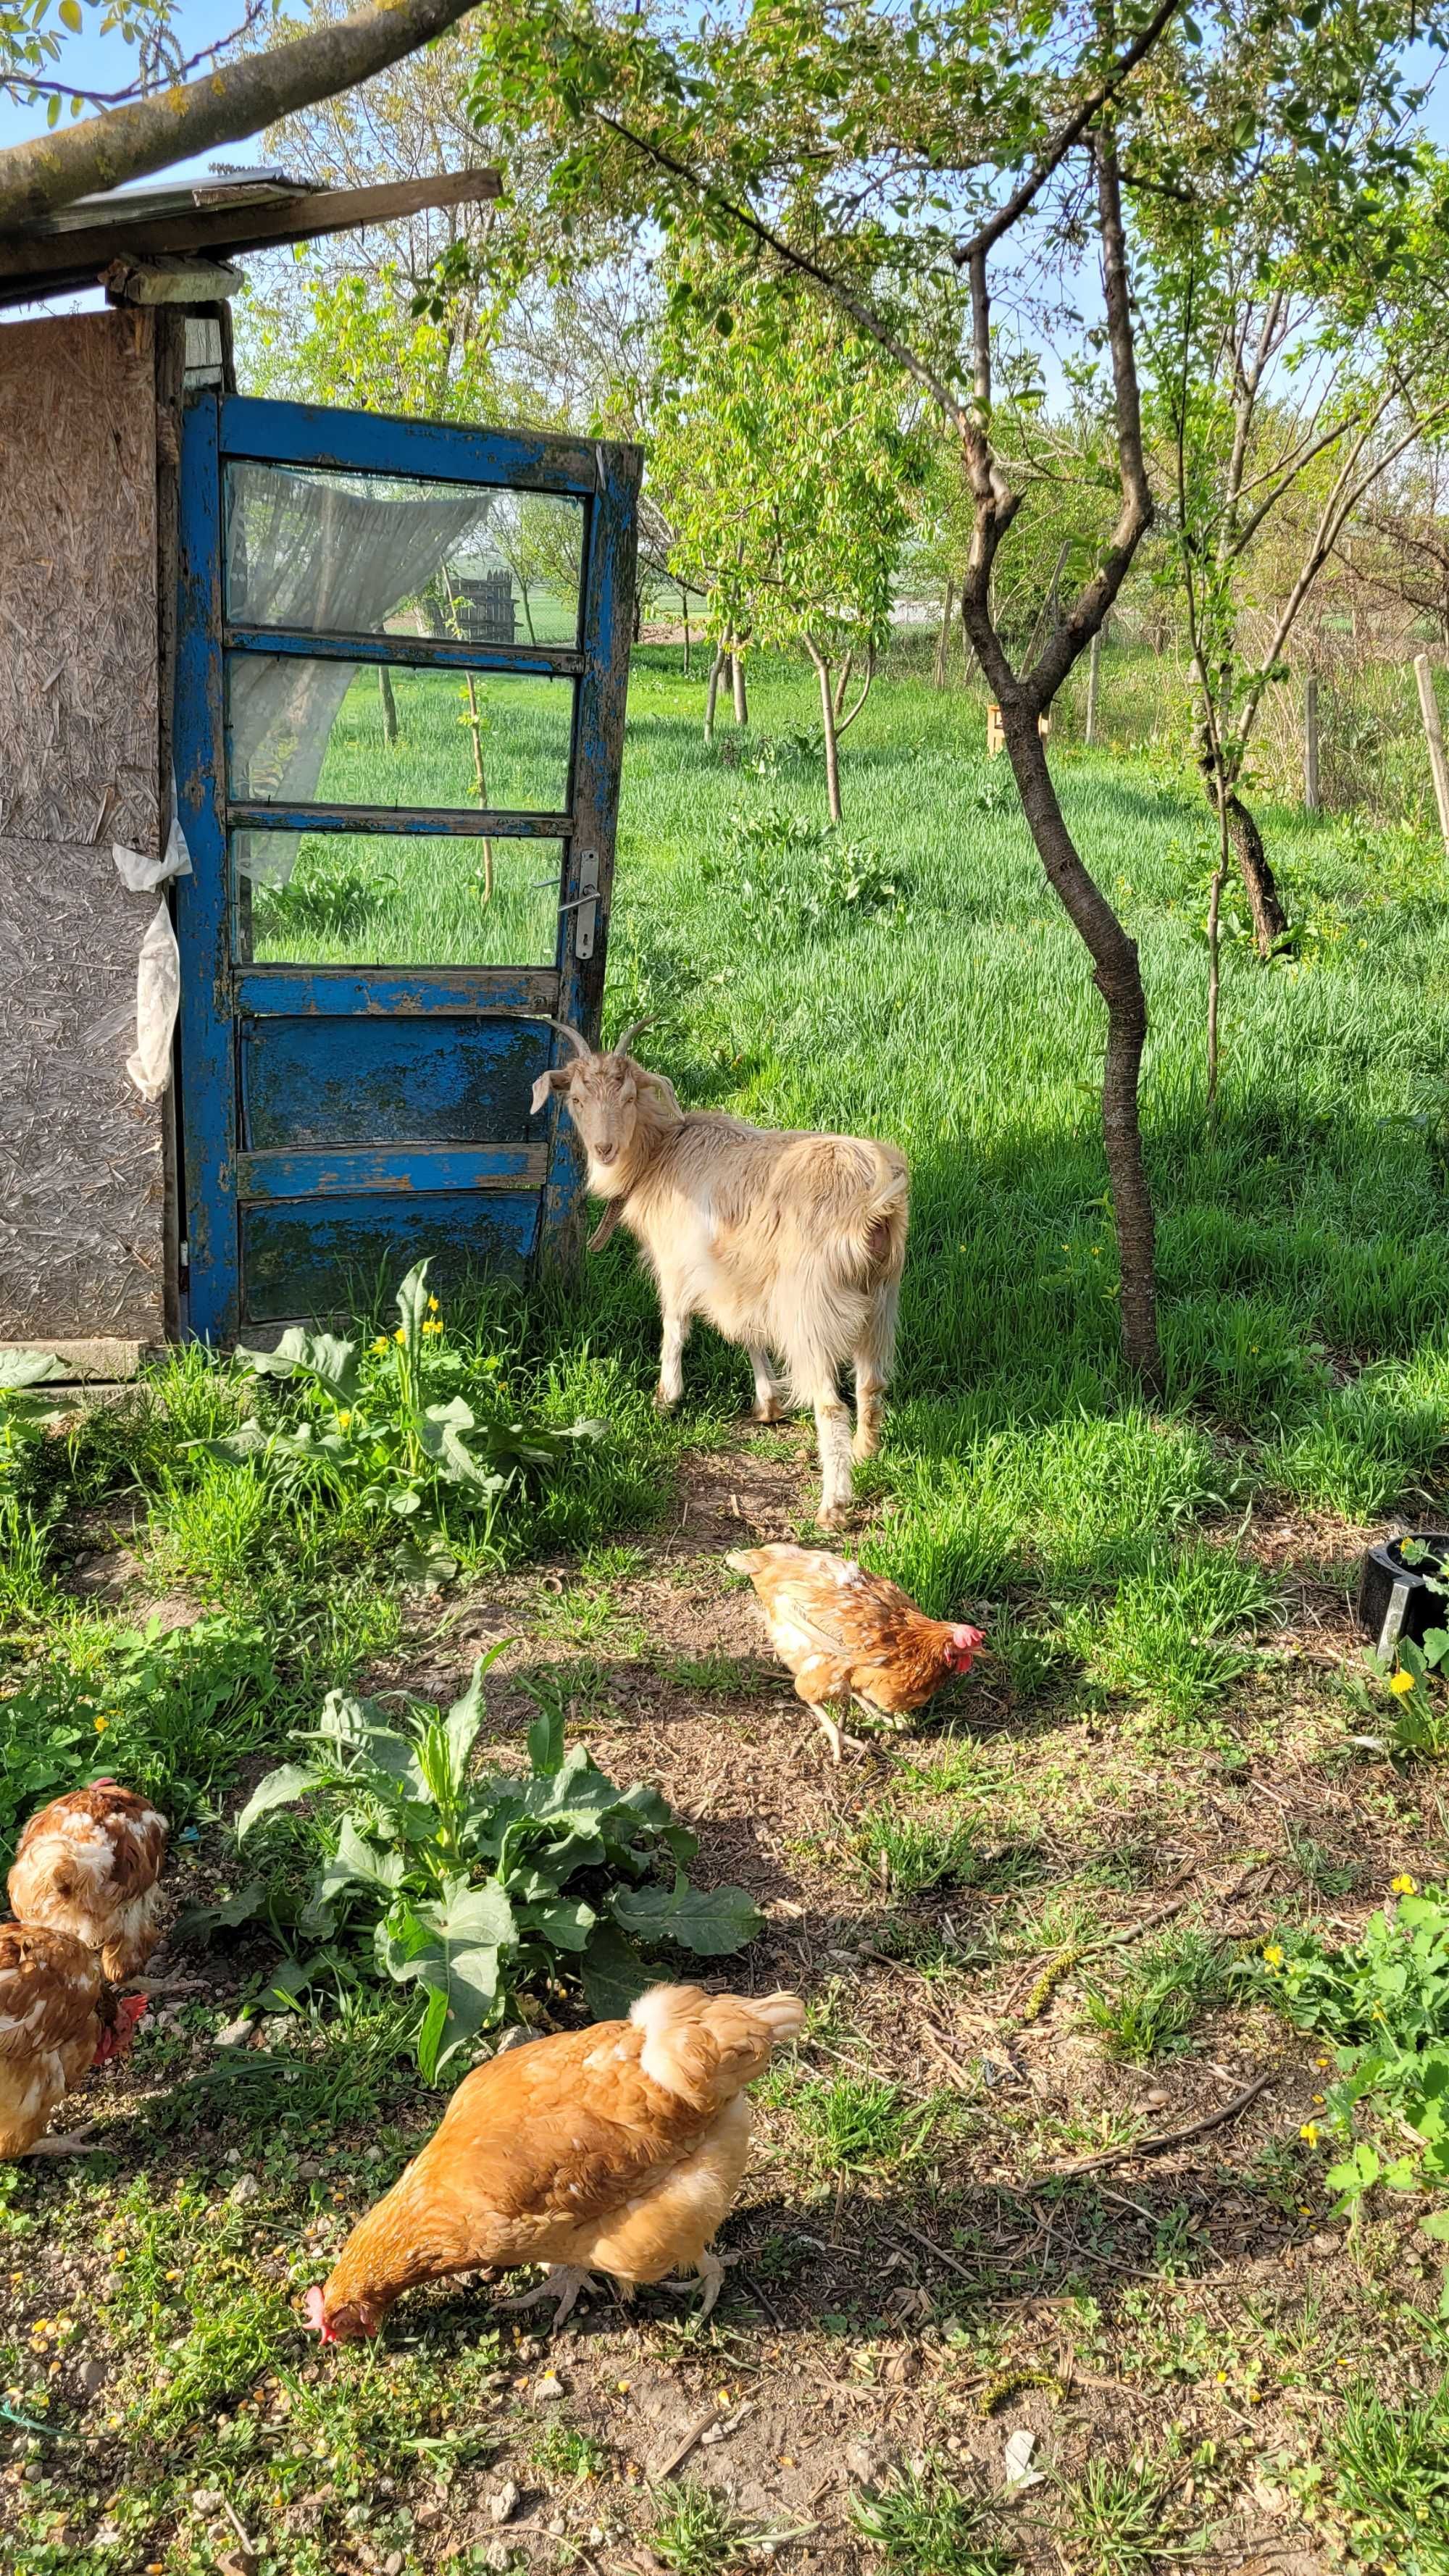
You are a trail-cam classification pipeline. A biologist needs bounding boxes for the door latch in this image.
[564,849,599,961]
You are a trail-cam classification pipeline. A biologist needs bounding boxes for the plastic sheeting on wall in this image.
[112,787,192,1103]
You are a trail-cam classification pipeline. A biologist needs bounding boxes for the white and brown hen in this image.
[8,1778,169,1982]
[0,1920,146,2157]
[727,1542,986,1760]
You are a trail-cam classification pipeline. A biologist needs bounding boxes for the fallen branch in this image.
[1051,2071,1275,2177]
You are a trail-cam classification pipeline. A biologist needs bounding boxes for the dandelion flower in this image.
[1300,2122,1319,2146]
[1390,1670,1416,1697]
[93,1715,108,1733]
[394,1326,406,1345]
[336,1410,351,1431]
[1263,1944,1286,1969]
[1392,1873,1418,1895]
[371,1336,388,1355]
[427,1294,440,1311]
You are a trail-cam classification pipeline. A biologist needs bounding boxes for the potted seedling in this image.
[1358,1533,1449,1657]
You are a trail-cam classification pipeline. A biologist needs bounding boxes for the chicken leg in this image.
[496,2265,600,2327]
[660,2249,732,2320]
[805,1704,867,1764]
[23,2125,103,2157]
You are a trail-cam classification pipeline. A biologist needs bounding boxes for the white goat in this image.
[533,1020,910,1525]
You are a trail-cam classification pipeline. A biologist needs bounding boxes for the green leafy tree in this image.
[653,255,923,817]
[1137,35,1449,974]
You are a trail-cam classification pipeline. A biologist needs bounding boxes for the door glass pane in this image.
[234,831,563,969]
[227,658,574,816]
[224,462,585,646]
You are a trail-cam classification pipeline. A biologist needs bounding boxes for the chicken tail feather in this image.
[630,1983,803,2108]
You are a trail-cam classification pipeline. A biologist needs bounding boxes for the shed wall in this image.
[0,309,167,1342]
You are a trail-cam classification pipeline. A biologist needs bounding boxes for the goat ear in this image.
[531,1066,570,1116]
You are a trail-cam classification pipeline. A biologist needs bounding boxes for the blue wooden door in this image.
[173,395,640,1339]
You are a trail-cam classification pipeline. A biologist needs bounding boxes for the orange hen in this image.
[8,1779,169,1982]
[304,1983,803,2339]
[727,1543,986,1760]
[0,1920,146,2158]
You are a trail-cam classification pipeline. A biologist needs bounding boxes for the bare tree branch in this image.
[0,0,485,233]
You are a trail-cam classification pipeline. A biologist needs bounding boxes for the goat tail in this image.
[847,1145,911,1287]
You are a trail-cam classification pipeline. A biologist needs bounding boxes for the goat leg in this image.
[811,1394,855,1527]
[748,1347,785,1423]
[655,1306,690,1412]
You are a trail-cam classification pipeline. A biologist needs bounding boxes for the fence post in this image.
[1303,674,1319,813]
[1085,629,1102,748]
[1414,654,1449,854]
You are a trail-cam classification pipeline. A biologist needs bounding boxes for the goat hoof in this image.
[750,1400,785,1424]
[653,1388,678,1415]
[817,1503,851,1530]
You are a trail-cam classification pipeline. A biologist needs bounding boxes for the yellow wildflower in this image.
[1300,2123,1319,2146]
[422,1318,443,1337]
[371,1337,388,1355]
[427,1294,440,1312]
[394,1326,406,1345]
[1263,1944,1286,1969]
[1390,1670,1416,1697]
[93,1715,108,1733]
[1392,1873,1419,1896]
[336,1410,351,1431]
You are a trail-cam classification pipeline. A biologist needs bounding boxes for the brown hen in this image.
[305,1983,803,2338]
[0,1921,146,2157]
[727,1543,986,1760]
[8,1779,168,1982]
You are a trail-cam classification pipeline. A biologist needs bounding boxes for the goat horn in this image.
[610,1016,654,1058]
[540,1016,593,1061]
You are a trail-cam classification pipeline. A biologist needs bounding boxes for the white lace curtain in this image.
[225,463,493,885]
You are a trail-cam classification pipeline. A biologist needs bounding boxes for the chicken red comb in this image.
[951,1624,987,1649]
[303,2285,336,2343]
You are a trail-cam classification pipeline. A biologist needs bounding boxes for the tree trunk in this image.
[0,0,488,230]
[1001,698,1161,1391]
[731,650,748,727]
[934,581,956,690]
[1198,751,1288,955]
[680,586,691,676]
[704,645,724,744]
[833,651,854,719]
[378,665,398,745]
[808,643,843,824]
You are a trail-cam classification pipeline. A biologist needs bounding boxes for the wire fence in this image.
[880,602,1449,834]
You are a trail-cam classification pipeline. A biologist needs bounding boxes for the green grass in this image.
[1081,1925,1232,2064]
[852,2457,1015,2575]
[647,2479,749,2572]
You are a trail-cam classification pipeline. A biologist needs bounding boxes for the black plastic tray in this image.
[1358,1534,1449,1657]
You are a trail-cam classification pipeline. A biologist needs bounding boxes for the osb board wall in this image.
[0,309,165,1342]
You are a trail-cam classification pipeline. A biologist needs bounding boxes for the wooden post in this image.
[1303,674,1319,813]
[704,643,724,744]
[986,702,1004,756]
[934,580,955,690]
[1415,654,1449,853]
[1085,629,1102,748]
